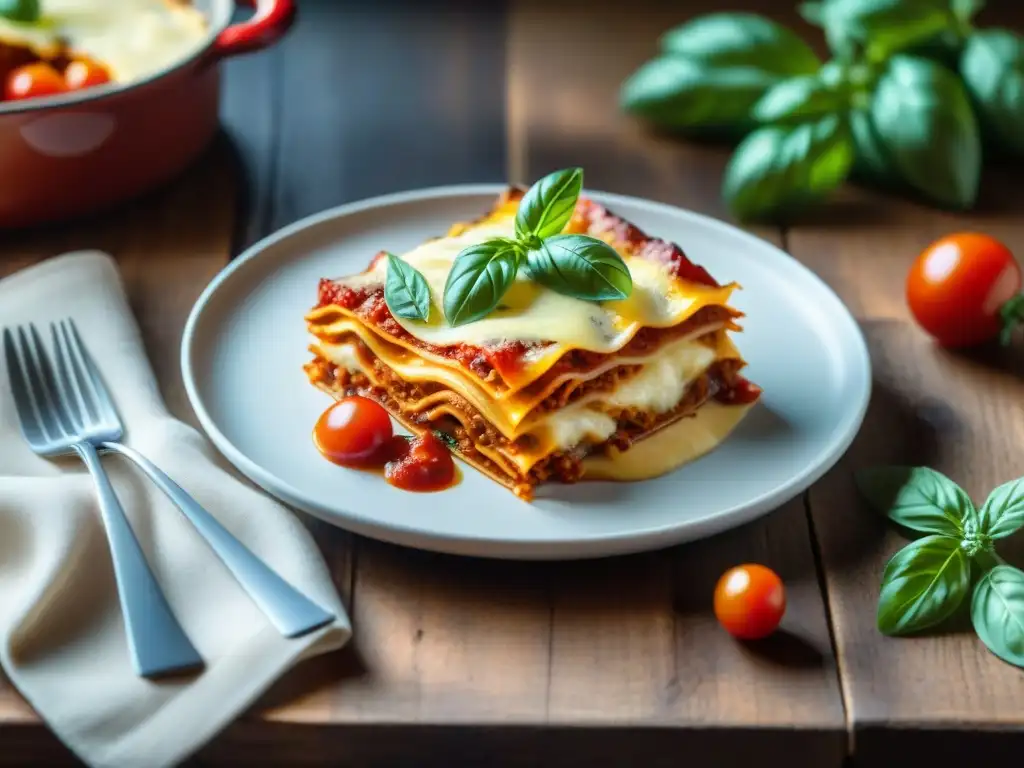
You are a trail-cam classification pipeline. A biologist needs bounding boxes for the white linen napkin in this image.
[0,251,351,768]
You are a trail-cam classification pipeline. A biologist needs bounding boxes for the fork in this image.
[46,319,335,638]
[4,323,203,679]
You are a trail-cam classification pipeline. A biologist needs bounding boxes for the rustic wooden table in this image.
[3,1,1024,765]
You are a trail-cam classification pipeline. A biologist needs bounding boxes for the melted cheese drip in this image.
[0,1,208,82]
[337,214,737,371]
[582,402,754,481]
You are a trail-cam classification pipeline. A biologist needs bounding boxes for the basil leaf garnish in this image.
[961,29,1024,158]
[723,115,854,221]
[971,565,1024,668]
[525,234,632,302]
[871,55,980,209]
[849,108,900,187]
[752,74,844,124]
[443,240,520,327]
[807,0,955,61]
[978,477,1024,540]
[877,535,970,636]
[855,465,973,536]
[620,57,778,135]
[514,167,582,242]
[384,252,432,322]
[0,0,40,23]
[659,12,821,76]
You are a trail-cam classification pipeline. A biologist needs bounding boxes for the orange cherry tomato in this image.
[64,58,111,91]
[4,62,67,101]
[906,232,1023,348]
[313,396,394,467]
[714,564,786,640]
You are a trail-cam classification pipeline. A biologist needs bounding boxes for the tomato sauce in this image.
[313,396,458,492]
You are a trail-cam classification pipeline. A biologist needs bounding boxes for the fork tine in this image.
[16,325,67,442]
[51,322,85,433]
[65,318,120,424]
[3,327,45,444]
[55,320,101,427]
[28,323,76,436]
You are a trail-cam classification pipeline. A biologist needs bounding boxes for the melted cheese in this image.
[0,1,208,83]
[335,211,737,387]
[582,402,754,481]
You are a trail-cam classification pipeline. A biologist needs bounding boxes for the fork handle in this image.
[101,441,335,638]
[73,442,204,678]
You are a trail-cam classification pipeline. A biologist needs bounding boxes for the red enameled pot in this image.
[0,0,295,229]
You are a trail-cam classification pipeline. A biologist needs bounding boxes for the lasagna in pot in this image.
[304,187,761,500]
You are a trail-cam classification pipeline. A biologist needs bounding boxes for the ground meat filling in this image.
[304,335,744,491]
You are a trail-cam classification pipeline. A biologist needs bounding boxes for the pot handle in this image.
[212,0,296,59]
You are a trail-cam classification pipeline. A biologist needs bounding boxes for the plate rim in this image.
[180,183,872,559]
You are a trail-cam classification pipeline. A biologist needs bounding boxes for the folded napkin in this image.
[0,252,351,768]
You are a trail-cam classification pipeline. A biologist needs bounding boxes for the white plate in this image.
[181,185,870,560]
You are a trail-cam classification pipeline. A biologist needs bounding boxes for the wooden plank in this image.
[508,1,845,764]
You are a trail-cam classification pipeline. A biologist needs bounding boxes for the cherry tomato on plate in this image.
[64,58,111,91]
[714,564,786,640]
[313,395,394,467]
[906,232,1023,348]
[4,62,66,101]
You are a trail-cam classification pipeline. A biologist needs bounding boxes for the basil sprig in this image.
[857,465,1024,668]
[384,168,632,329]
[0,0,39,23]
[621,1,1022,220]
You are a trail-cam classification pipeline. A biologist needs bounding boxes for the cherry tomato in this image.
[4,62,67,101]
[714,564,786,640]
[64,58,111,91]
[907,232,1023,348]
[313,396,393,467]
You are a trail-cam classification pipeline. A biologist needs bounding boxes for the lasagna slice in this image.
[304,187,760,500]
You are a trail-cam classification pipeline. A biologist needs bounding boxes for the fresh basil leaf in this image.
[722,115,854,221]
[849,108,900,187]
[525,235,632,302]
[961,29,1024,157]
[752,74,845,124]
[443,240,520,327]
[515,168,583,241]
[384,252,432,322]
[872,55,980,209]
[953,0,985,23]
[877,535,970,636]
[971,565,1024,668]
[799,2,824,25]
[432,430,460,452]
[855,465,972,536]
[813,0,955,61]
[660,13,820,76]
[620,57,778,133]
[978,477,1024,539]
[0,0,39,23]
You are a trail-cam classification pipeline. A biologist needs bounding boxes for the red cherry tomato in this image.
[4,62,67,101]
[64,58,111,91]
[714,564,786,640]
[313,396,394,467]
[907,232,1023,348]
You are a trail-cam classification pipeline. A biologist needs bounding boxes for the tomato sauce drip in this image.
[715,376,762,405]
[313,396,457,492]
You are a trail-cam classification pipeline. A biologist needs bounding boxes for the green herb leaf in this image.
[722,115,854,221]
[660,13,821,76]
[978,477,1024,539]
[877,535,971,636]
[961,29,1024,157]
[525,234,632,302]
[384,252,432,322]
[971,565,1024,668]
[871,55,981,209]
[620,57,778,133]
[855,465,972,536]
[849,108,899,186]
[953,0,985,23]
[443,240,520,327]
[432,430,460,452]
[812,0,955,61]
[515,167,583,241]
[0,0,40,23]
[752,74,845,124]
